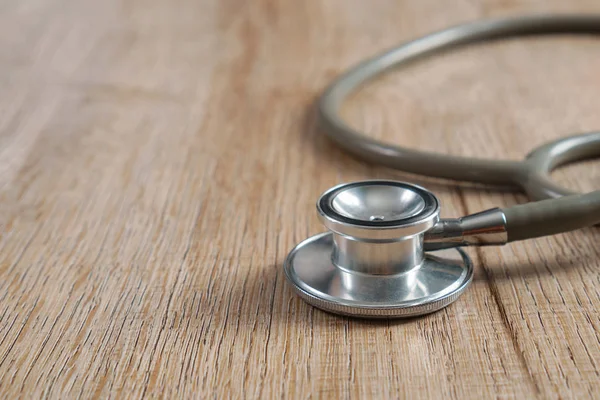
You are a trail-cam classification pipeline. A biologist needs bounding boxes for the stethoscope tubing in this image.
[318,14,600,242]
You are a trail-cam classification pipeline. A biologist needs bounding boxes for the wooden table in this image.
[1,0,599,398]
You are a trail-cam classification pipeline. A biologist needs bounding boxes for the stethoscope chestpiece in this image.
[284,180,473,318]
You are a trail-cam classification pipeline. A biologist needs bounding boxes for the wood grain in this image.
[0,0,599,398]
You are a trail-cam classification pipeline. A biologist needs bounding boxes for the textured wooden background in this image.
[0,0,599,398]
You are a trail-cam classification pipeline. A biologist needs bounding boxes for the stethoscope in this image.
[284,15,600,318]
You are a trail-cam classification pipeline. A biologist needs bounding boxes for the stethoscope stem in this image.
[425,189,600,250]
[423,208,507,251]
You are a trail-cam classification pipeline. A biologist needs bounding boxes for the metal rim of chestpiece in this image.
[284,15,600,318]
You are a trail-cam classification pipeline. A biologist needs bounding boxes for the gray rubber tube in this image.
[504,192,600,241]
[317,14,600,242]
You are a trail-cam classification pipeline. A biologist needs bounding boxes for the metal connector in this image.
[424,208,507,251]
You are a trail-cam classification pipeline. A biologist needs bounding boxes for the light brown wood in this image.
[0,0,599,398]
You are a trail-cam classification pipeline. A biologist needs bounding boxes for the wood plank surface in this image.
[0,0,599,398]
